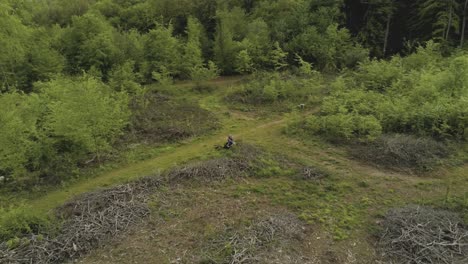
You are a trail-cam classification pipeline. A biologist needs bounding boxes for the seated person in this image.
[224,135,234,149]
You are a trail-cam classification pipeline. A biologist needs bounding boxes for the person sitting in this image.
[224,135,235,149]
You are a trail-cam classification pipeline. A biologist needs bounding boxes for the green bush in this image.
[308,47,468,141]
[303,114,382,141]
[353,57,403,92]
[228,72,323,105]
[0,206,52,242]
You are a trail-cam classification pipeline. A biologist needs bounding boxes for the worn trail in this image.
[30,116,287,214]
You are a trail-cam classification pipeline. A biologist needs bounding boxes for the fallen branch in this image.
[379,205,468,264]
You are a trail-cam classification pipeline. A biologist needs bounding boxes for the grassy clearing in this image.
[79,128,467,263]
[0,76,286,235]
[2,75,468,263]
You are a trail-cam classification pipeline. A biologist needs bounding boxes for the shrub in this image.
[0,206,51,241]
[289,24,368,71]
[353,57,403,92]
[303,114,382,141]
[316,51,468,141]
[227,72,323,105]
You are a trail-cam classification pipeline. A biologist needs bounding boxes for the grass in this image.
[2,75,468,263]
[1,76,287,217]
[233,177,365,240]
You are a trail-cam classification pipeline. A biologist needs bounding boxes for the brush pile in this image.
[167,144,261,184]
[167,157,251,183]
[0,177,161,264]
[379,205,468,264]
[350,134,449,172]
[203,213,309,263]
[0,144,265,263]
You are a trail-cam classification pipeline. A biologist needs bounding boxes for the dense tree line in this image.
[1,0,468,186]
[2,0,468,91]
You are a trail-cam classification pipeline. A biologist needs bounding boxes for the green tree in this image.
[269,41,288,70]
[39,76,130,163]
[295,54,315,76]
[190,61,220,86]
[235,49,254,73]
[108,61,141,94]
[0,92,42,181]
[0,4,29,92]
[61,13,119,78]
[181,16,205,78]
[243,18,271,68]
[19,28,64,91]
[356,0,397,57]
[415,0,460,42]
[214,7,247,74]
[142,25,180,82]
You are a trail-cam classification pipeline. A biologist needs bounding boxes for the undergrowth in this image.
[0,205,55,243]
[226,72,324,106]
[234,177,366,240]
[129,91,220,143]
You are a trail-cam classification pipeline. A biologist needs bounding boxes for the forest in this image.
[1,0,468,263]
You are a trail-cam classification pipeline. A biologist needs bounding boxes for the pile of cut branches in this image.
[202,213,308,263]
[350,134,450,172]
[0,177,161,264]
[167,157,251,183]
[0,144,267,263]
[167,144,261,184]
[379,205,468,264]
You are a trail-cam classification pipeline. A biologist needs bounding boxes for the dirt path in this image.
[30,116,288,214]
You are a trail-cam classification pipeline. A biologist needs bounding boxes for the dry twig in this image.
[379,205,468,264]
[0,177,161,264]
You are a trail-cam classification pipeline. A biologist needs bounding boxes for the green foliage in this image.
[235,178,364,240]
[142,25,180,82]
[294,44,468,141]
[0,4,30,92]
[2,0,468,92]
[268,42,288,71]
[228,72,323,105]
[242,18,271,67]
[19,28,65,91]
[190,61,220,84]
[235,50,254,73]
[303,114,382,141]
[0,206,52,241]
[354,56,407,92]
[295,55,315,76]
[152,66,174,86]
[39,76,130,162]
[416,0,460,41]
[214,7,245,74]
[289,23,367,71]
[0,5,64,92]
[61,13,119,78]
[0,93,42,181]
[108,61,142,94]
[181,16,205,78]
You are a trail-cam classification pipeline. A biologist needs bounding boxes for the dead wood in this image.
[0,177,161,264]
[379,205,468,264]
